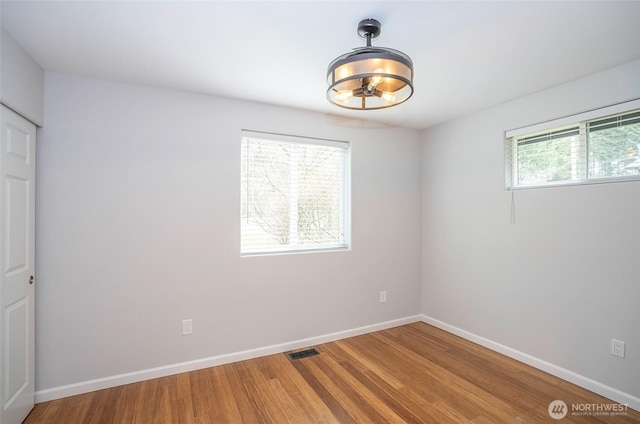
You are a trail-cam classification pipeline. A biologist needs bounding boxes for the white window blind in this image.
[505,99,640,189]
[241,131,350,255]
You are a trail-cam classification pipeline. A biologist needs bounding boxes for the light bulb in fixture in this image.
[335,90,354,103]
[381,92,396,103]
[370,69,385,86]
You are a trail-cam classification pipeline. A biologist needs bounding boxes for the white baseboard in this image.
[35,315,421,403]
[420,314,640,412]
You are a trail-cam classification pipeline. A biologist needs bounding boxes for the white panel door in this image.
[0,105,35,424]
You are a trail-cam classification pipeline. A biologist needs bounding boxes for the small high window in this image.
[241,131,350,255]
[506,100,640,189]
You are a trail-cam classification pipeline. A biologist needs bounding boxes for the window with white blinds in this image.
[505,99,640,189]
[241,131,350,255]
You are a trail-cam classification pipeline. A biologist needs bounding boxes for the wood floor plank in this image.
[24,323,640,423]
[330,338,407,390]
[259,353,338,423]
[312,351,408,423]
[188,368,217,423]
[82,388,112,424]
[202,364,244,423]
[174,372,195,424]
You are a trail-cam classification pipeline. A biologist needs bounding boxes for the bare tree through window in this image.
[241,133,349,254]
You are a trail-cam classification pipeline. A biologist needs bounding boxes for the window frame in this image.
[240,130,351,256]
[505,99,640,190]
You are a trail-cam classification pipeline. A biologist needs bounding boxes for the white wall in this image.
[35,73,422,395]
[37,58,639,405]
[0,27,44,126]
[422,59,640,404]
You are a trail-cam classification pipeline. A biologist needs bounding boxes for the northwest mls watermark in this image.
[548,399,629,420]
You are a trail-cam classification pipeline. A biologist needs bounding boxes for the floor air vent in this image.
[288,348,319,360]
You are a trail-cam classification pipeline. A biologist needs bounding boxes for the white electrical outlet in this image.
[182,319,193,335]
[380,291,387,303]
[611,339,625,358]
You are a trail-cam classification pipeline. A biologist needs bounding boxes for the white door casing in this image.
[0,105,36,424]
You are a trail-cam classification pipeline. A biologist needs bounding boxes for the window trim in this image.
[505,99,640,139]
[240,130,351,257]
[505,99,640,190]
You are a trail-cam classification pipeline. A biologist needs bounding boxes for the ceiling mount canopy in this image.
[327,18,414,110]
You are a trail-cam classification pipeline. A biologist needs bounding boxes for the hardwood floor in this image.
[25,323,640,423]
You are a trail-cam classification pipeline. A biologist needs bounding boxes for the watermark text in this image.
[548,400,629,419]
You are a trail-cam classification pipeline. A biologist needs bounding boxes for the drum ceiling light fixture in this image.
[327,18,414,110]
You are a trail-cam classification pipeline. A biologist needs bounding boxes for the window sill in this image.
[507,174,640,191]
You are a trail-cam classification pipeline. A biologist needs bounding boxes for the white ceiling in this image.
[2,1,640,130]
